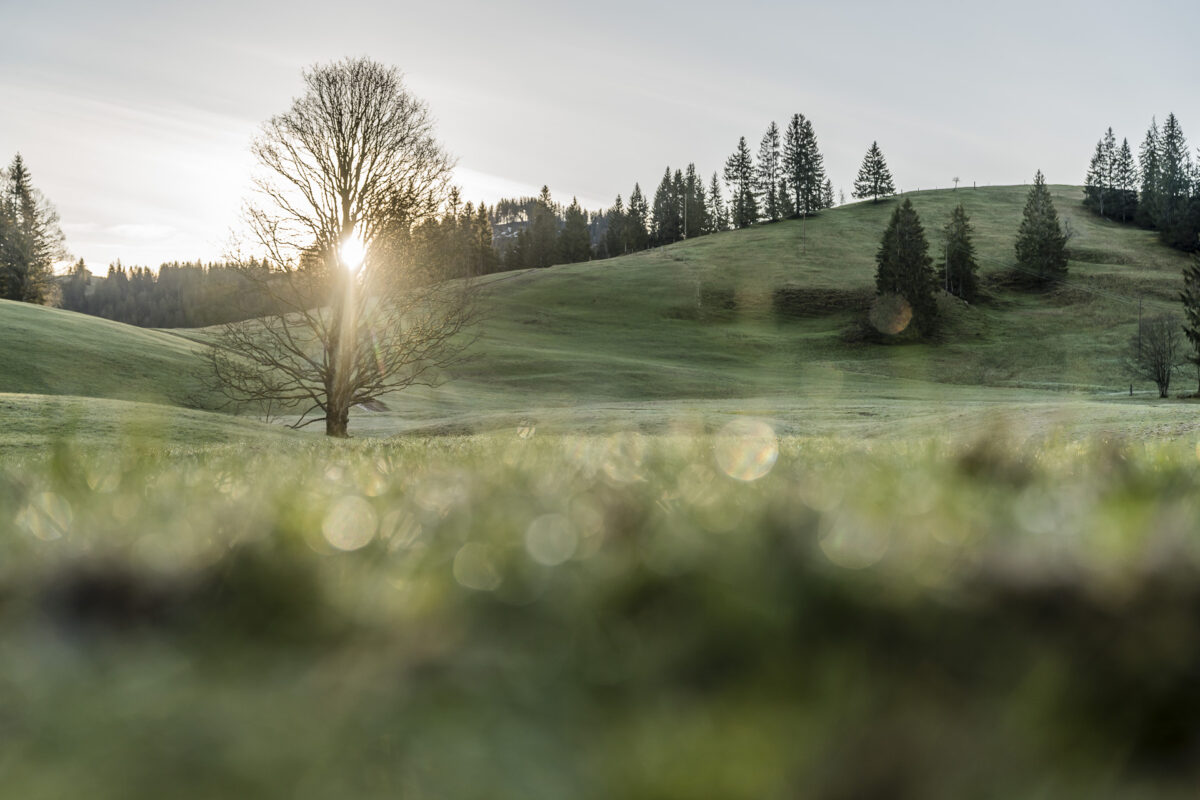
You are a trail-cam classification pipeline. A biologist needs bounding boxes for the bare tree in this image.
[1128,314,1184,398]
[207,58,476,437]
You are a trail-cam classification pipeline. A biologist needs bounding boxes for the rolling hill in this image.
[1,184,1195,445]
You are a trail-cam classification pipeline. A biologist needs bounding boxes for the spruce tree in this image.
[941,205,979,302]
[1084,135,1109,216]
[853,142,896,203]
[822,179,835,209]
[782,113,829,217]
[778,179,795,219]
[0,154,65,304]
[474,203,498,275]
[1137,118,1162,229]
[528,185,559,268]
[1101,127,1118,214]
[61,258,90,312]
[683,163,706,239]
[874,198,937,336]
[626,183,650,251]
[557,198,592,263]
[1114,138,1139,223]
[724,136,758,229]
[799,116,827,214]
[1181,252,1200,393]
[671,169,686,237]
[1014,170,1069,284]
[605,195,626,256]
[1158,113,1194,248]
[706,172,727,234]
[651,167,680,246]
[756,122,782,222]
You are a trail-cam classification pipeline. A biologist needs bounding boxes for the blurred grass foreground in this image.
[4,428,1200,798]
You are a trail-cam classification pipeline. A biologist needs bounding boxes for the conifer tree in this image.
[1158,113,1195,248]
[683,163,707,239]
[1181,252,1200,393]
[1114,138,1139,223]
[822,179,835,209]
[1101,127,1118,214]
[671,168,686,237]
[528,185,559,268]
[0,154,66,304]
[557,197,592,263]
[940,204,979,302]
[799,116,827,214]
[651,167,677,246]
[473,203,498,275]
[782,114,829,216]
[724,136,758,229]
[756,122,782,222]
[706,172,728,234]
[853,142,896,203]
[1138,118,1162,229]
[626,183,650,251]
[778,179,795,219]
[61,258,90,311]
[874,198,937,335]
[1084,132,1111,217]
[1014,170,1068,284]
[605,195,627,256]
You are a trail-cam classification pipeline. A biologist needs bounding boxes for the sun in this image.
[339,231,367,273]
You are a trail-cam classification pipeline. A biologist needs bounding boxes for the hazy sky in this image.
[2,0,1197,270]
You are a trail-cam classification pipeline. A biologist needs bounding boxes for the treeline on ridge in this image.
[1084,113,1200,251]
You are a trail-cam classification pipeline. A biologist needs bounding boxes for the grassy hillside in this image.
[0,393,291,455]
[370,185,1196,435]
[0,298,210,405]
[2,185,1192,442]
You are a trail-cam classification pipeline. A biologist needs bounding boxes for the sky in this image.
[2,0,1198,271]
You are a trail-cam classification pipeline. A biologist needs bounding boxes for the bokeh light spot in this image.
[453,543,502,591]
[714,419,779,482]
[525,513,577,566]
[869,293,912,335]
[322,495,377,551]
[819,518,890,569]
[16,492,73,541]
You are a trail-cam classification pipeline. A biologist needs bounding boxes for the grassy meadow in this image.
[3,185,1200,795]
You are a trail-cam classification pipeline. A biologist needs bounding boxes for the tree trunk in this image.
[325,403,350,437]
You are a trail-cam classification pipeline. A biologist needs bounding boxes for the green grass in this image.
[0,393,291,455]
[4,433,1200,798]
[353,185,1196,437]
[2,185,1193,445]
[0,298,211,405]
[4,187,1200,796]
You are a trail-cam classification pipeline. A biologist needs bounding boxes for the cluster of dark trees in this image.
[401,189,499,278]
[1085,114,1200,250]
[503,113,852,267]
[871,170,1066,338]
[498,187,595,270]
[0,154,65,305]
[57,259,287,327]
